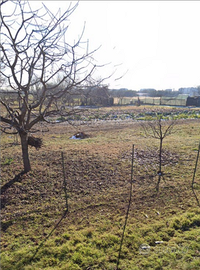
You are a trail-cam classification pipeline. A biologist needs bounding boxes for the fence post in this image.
[61,152,68,212]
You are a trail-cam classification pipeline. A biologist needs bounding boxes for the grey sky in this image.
[31,1,200,90]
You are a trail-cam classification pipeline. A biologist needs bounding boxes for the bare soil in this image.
[1,116,199,225]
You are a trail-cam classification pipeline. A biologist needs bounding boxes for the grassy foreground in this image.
[1,106,200,269]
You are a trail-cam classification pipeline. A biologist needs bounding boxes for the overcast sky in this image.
[33,1,200,90]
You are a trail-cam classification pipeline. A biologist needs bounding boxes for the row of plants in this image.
[56,108,200,122]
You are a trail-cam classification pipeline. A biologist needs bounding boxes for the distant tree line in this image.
[109,88,138,97]
[109,86,200,98]
[1,86,199,107]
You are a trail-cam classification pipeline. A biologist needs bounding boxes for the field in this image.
[1,105,200,270]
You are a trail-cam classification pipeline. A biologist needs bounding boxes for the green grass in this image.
[1,210,200,269]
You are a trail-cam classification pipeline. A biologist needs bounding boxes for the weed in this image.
[2,157,14,165]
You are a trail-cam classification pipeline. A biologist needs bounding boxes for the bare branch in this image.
[140,116,177,192]
[0,0,106,172]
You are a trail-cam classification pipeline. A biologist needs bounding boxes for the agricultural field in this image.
[1,105,200,270]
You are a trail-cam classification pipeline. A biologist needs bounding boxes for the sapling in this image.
[141,115,176,192]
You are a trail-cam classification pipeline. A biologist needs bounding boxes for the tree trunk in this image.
[20,132,31,172]
[156,137,163,192]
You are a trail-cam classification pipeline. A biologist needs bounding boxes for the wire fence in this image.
[114,97,187,106]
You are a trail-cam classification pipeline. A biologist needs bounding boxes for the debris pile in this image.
[70,132,88,140]
[28,136,43,149]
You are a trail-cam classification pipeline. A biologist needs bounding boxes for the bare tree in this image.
[141,116,176,192]
[0,0,102,172]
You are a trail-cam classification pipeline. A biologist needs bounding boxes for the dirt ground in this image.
[1,116,199,225]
